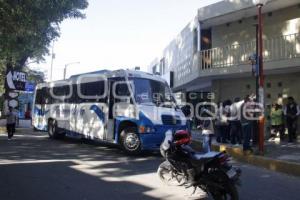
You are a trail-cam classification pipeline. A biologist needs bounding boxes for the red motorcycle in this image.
[157,130,241,200]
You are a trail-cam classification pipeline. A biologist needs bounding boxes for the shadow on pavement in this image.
[0,161,159,200]
[0,129,191,200]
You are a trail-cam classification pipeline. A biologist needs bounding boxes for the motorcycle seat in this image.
[192,151,220,160]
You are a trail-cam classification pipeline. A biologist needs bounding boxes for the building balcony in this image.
[173,33,300,90]
[200,32,300,70]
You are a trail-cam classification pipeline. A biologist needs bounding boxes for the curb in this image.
[0,126,5,134]
[192,140,300,177]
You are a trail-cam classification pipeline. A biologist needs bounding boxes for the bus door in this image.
[61,85,72,131]
[66,84,78,136]
[33,87,46,129]
[76,76,108,140]
[51,83,72,131]
[107,78,132,141]
[107,79,116,141]
[51,86,65,130]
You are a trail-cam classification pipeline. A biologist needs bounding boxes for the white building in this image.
[148,0,300,132]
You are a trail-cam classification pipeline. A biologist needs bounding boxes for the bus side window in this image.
[78,81,106,103]
[52,86,65,103]
[114,82,131,103]
[62,85,71,101]
[44,87,52,104]
[68,84,78,104]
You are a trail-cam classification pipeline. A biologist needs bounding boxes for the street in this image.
[0,129,300,200]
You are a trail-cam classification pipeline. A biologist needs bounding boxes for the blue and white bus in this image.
[32,69,187,154]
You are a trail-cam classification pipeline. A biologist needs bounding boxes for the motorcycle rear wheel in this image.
[157,161,186,186]
[209,182,239,200]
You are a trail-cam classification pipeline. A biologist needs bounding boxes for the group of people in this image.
[214,95,257,152]
[270,97,299,143]
[196,95,299,153]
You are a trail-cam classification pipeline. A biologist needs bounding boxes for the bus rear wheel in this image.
[48,120,61,139]
[120,127,141,155]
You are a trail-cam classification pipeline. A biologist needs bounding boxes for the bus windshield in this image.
[131,78,175,106]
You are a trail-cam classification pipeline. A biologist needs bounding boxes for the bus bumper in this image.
[140,125,187,150]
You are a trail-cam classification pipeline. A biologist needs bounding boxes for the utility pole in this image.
[253,0,269,154]
[50,41,55,81]
[64,62,80,80]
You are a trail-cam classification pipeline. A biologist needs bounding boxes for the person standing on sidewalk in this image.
[284,97,300,143]
[198,108,214,153]
[270,103,284,141]
[216,102,229,143]
[223,100,232,142]
[6,107,17,140]
[229,98,243,145]
[241,95,254,152]
[181,104,192,132]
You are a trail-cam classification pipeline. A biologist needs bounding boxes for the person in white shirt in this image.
[198,108,214,153]
[229,98,243,145]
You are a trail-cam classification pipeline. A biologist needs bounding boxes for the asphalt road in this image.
[0,129,300,200]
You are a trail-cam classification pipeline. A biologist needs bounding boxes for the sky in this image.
[30,0,222,81]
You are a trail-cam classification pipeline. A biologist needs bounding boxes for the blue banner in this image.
[25,82,36,92]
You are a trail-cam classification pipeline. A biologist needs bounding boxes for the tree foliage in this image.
[0,0,88,71]
[25,66,45,84]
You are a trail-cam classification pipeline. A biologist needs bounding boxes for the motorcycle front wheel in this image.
[157,161,186,186]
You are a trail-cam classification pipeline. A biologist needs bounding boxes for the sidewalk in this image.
[191,130,300,177]
[264,140,300,163]
[0,119,32,128]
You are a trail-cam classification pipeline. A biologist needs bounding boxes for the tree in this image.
[0,0,88,71]
[25,67,45,84]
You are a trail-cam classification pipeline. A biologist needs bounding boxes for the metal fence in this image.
[200,33,300,70]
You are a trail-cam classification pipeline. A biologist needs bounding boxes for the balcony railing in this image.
[200,33,300,70]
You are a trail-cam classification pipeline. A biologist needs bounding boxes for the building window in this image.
[160,58,166,75]
[152,65,157,74]
[278,82,283,87]
[267,82,271,88]
[193,28,198,53]
[246,84,251,89]
[267,93,271,99]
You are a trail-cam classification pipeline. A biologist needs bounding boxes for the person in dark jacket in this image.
[284,97,300,143]
[6,107,17,140]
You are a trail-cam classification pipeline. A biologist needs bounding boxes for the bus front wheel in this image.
[120,127,141,155]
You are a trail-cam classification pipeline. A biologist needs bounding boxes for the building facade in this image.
[148,0,300,134]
